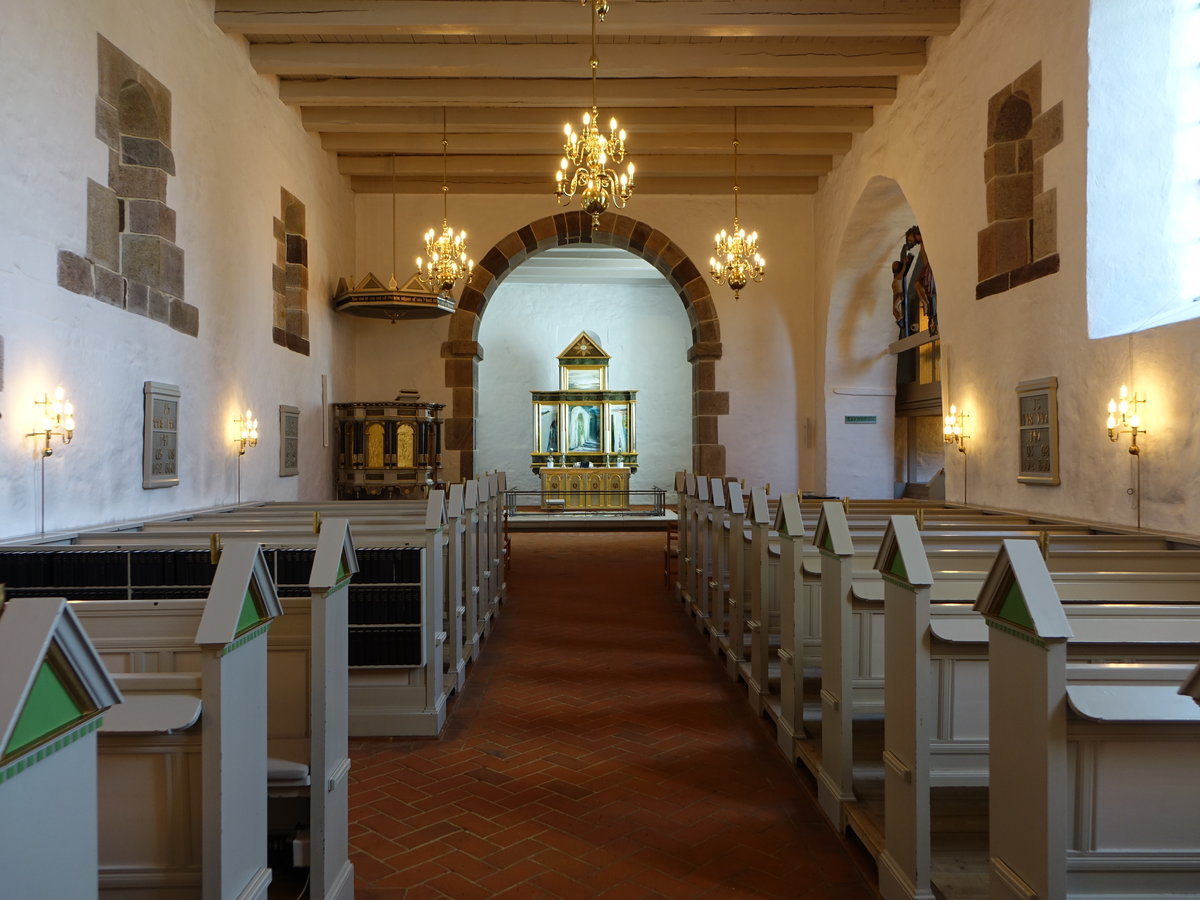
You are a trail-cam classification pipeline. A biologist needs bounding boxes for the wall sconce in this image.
[28,387,76,457]
[235,409,259,456]
[1106,384,1145,455]
[943,404,969,452]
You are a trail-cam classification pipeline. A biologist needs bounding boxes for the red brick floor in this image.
[349,531,878,899]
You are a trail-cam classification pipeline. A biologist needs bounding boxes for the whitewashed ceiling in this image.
[216,1,960,195]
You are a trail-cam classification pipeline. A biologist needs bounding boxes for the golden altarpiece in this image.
[531,333,637,509]
[333,393,444,499]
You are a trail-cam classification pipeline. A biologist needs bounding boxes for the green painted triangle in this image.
[5,659,86,759]
[822,529,834,552]
[337,556,349,582]
[236,585,264,636]
[997,581,1035,631]
[888,549,908,580]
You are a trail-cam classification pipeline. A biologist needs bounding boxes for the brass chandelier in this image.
[416,108,473,298]
[554,0,635,225]
[710,109,765,300]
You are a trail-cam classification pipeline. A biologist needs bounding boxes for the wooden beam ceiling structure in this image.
[216,0,960,195]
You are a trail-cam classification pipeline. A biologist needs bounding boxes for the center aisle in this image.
[349,531,878,899]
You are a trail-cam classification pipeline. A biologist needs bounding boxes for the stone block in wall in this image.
[443,417,474,452]
[57,250,95,297]
[693,415,718,445]
[285,233,308,267]
[97,35,141,109]
[273,217,286,243]
[457,450,475,480]
[444,357,476,388]
[169,298,200,337]
[273,293,287,329]
[1013,62,1043,118]
[1033,157,1044,196]
[529,216,557,243]
[452,386,477,419]
[984,142,1016,181]
[1009,253,1059,290]
[695,390,729,417]
[284,307,308,340]
[281,189,305,234]
[687,341,723,363]
[87,179,120,271]
[691,359,716,392]
[121,233,184,297]
[147,288,170,324]
[285,285,308,314]
[95,97,119,150]
[1032,102,1064,158]
[987,173,1033,220]
[1033,189,1057,260]
[285,333,310,356]
[976,272,1010,300]
[285,263,309,291]
[126,199,176,241]
[447,313,479,343]
[126,280,149,317]
[693,316,720,343]
[978,219,1030,281]
[694,444,726,477]
[1017,139,1033,174]
[272,264,286,294]
[273,327,287,347]
[121,136,175,175]
[110,161,167,202]
[442,339,483,360]
[94,266,125,308]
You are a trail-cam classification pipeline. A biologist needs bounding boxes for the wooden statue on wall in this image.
[893,226,937,338]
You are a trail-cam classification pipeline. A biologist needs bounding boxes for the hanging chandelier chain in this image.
[555,0,634,226]
[709,106,764,300]
[416,105,473,299]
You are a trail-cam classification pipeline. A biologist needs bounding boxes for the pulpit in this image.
[333,394,444,499]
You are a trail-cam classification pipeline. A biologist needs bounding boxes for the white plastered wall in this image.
[474,279,692,494]
[0,0,356,540]
[814,0,1200,537]
[350,192,817,495]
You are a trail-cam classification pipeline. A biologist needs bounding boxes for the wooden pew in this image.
[0,595,124,900]
[675,472,697,605]
[79,541,283,899]
[976,544,1200,899]
[872,530,1200,899]
[32,495,451,737]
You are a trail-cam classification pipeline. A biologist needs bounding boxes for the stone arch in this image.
[441,210,726,481]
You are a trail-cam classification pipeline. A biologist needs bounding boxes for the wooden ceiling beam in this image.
[349,174,820,195]
[217,1,959,38]
[301,105,875,134]
[248,38,926,79]
[338,154,833,178]
[279,76,897,107]
[320,131,854,155]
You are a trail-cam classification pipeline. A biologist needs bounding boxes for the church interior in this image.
[2,1,1200,898]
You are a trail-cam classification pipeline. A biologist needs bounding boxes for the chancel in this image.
[2,1,1200,898]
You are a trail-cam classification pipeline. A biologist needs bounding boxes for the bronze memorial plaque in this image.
[1016,376,1059,485]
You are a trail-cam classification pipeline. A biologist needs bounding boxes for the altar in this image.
[539,467,630,510]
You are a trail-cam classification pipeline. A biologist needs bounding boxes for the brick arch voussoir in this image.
[442,210,727,480]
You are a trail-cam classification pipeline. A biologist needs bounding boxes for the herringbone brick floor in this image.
[348,531,877,899]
